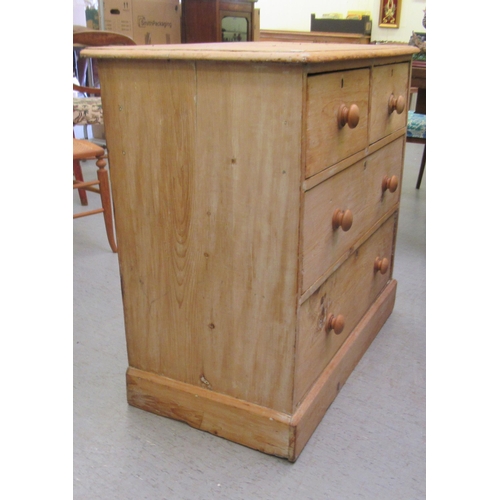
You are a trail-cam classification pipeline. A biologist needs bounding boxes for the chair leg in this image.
[73,159,88,205]
[96,157,118,253]
[416,145,426,189]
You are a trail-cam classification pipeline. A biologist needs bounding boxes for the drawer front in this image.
[294,215,397,407]
[302,136,404,294]
[306,69,369,178]
[369,63,410,144]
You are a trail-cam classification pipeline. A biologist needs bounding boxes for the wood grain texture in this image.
[93,46,414,461]
[126,274,397,463]
[259,30,370,44]
[290,279,398,461]
[295,215,397,407]
[126,367,292,458]
[306,69,369,178]
[83,42,419,64]
[73,29,136,48]
[302,137,404,293]
[301,126,411,193]
[98,60,198,378]
[73,138,105,160]
[99,59,303,413]
[369,63,410,144]
[191,61,303,413]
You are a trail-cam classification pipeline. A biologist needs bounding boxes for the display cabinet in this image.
[181,0,257,43]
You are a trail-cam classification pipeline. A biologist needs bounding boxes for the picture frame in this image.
[379,0,402,28]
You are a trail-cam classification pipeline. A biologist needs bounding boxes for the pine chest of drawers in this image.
[84,42,418,461]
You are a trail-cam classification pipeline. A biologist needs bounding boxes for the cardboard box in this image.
[103,0,181,45]
[103,0,133,38]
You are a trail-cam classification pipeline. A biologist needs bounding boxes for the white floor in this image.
[74,143,425,499]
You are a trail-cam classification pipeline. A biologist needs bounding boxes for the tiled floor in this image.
[74,143,425,499]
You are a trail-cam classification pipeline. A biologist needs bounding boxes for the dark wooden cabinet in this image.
[181,0,257,43]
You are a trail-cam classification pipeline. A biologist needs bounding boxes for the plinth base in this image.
[126,280,397,462]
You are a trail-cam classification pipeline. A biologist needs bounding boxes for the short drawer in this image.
[306,68,369,178]
[302,136,404,294]
[369,63,410,144]
[294,214,397,407]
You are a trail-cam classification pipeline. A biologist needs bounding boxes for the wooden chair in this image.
[406,110,426,189]
[73,26,136,99]
[73,28,135,206]
[73,139,117,253]
[73,87,102,206]
[73,27,136,146]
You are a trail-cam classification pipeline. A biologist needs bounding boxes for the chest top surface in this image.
[82,41,418,63]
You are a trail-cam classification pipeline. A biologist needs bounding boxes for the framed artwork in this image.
[379,0,402,28]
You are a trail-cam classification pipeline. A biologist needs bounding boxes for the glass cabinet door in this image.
[221,15,250,42]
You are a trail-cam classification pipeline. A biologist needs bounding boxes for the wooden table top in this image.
[82,41,419,63]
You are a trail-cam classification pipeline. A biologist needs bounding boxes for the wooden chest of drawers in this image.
[84,42,418,461]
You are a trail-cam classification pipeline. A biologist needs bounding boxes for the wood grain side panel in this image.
[100,60,303,413]
[99,60,199,377]
[187,62,304,412]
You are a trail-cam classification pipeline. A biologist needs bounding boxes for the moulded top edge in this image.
[81,41,419,63]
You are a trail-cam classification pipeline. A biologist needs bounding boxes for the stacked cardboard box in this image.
[103,0,181,45]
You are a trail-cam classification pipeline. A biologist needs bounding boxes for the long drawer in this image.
[302,136,404,294]
[294,214,397,407]
[305,68,369,178]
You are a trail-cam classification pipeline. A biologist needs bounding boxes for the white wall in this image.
[73,0,426,43]
[74,0,87,27]
[73,0,104,29]
[257,0,426,43]
[371,0,426,42]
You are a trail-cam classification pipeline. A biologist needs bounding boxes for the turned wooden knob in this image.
[374,257,389,275]
[332,209,353,232]
[325,313,345,335]
[338,103,360,129]
[382,175,399,193]
[388,94,405,114]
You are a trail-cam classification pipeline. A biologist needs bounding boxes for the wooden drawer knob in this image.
[338,103,360,129]
[388,94,405,114]
[374,257,389,274]
[332,208,353,232]
[382,175,399,193]
[325,313,345,335]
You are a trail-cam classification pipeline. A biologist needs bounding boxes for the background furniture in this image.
[259,30,370,44]
[73,139,117,253]
[310,14,372,36]
[409,60,426,187]
[84,41,418,461]
[73,28,136,205]
[73,93,103,206]
[181,0,258,42]
[411,60,426,114]
[73,27,136,91]
[73,27,136,147]
[407,111,426,188]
